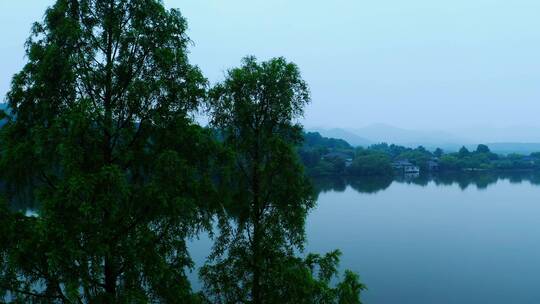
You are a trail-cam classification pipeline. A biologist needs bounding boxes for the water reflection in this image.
[311,175,393,196]
[10,171,540,213]
[308,170,540,304]
[312,171,540,196]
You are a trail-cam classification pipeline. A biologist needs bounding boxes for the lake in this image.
[189,171,540,303]
[307,172,540,303]
[12,171,540,303]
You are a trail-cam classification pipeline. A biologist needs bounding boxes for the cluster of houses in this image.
[391,158,439,174]
[391,160,420,173]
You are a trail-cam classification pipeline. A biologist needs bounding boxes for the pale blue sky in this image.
[1,0,539,131]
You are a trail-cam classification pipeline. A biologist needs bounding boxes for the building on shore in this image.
[392,159,420,173]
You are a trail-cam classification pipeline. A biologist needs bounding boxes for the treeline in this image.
[0,1,364,303]
[299,132,540,177]
[313,171,540,196]
[298,133,431,176]
[439,145,540,171]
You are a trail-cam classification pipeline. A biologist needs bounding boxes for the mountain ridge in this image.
[308,124,540,154]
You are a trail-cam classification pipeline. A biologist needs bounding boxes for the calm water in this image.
[307,172,540,304]
[188,171,540,303]
[15,171,540,302]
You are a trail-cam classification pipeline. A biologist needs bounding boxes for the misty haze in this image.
[1,1,540,303]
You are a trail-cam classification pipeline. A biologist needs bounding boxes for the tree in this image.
[200,57,364,303]
[433,148,444,158]
[439,155,460,171]
[416,145,428,153]
[530,152,540,159]
[458,146,471,158]
[476,144,491,154]
[302,132,352,150]
[0,1,217,302]
[347,151,393,176]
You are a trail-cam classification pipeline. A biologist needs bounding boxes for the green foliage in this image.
[434,148,444,158]
[438,145,537,171]
[369,143,410,159]
[530,152,540,159]
[337,270,367,304]
[476,144,491,154]
[439,155,460,171]
[202,57,364,303]
[458,146,471,158]
[308,159,344,176]
[298,132,353,176]
[1,2,366,303]
[0,1,220,302]
[304,132,352,151]
[347,149,393,176]
[492,154,536,170]
[301,135,540,175]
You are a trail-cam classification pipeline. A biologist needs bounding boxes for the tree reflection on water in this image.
[312,171,540,196]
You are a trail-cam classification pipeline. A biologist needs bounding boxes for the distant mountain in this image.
[451,126,540,143]
[309,128,373,147]
[311,124,468,148]
[308,124,540,155]
[349,123,471,147]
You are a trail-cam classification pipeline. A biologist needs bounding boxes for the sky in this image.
[1,0,540,133]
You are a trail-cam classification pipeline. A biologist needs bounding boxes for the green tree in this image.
[0,1,218,302]
[530,152,540,159]
[433,147,444,158]
[476,144,491,154]
[201,57,364,304]
[439,155,460,171]
[347,151,393,176]
[458,146,471,158]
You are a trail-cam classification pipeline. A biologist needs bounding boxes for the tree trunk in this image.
[104,255,116,302]
[252,135,262,304]
[103,2,116,302]
[252,215,262,304]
